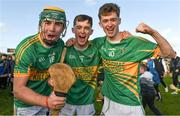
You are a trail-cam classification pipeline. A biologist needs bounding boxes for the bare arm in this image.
[136,22,175,58]
[13,77,65,109]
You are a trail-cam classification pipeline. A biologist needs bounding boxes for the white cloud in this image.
[85,0,98,5]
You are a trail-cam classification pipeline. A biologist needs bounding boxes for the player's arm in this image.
[13,48,65,109]
[13,76,65,109]
[136,22,175,58]
[14,76,47,107]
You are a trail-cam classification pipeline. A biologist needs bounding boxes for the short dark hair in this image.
[140,63,147,71]
[98,3,120,20]
[1,54,7,57]
[73,14,93,27]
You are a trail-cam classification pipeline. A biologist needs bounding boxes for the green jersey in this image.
[14,34,64,107]
[65,44,101,105]
[93,36,160,106]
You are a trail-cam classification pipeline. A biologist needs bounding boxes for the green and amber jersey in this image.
[14,33,64,107]
[65,44,101,105]
[92,36,160,106]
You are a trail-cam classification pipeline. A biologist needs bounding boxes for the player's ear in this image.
[72,27,75,33]
[99,22,103,28]
[118,18,121,25]
[90,29,93,35]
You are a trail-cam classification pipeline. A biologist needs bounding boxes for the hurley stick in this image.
[49,47,76,115]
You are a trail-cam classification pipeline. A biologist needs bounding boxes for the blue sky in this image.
[0,0,180,55]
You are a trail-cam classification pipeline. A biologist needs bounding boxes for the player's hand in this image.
[66,38,76,47]
[136,22,155,35]
[47,92,65,109]
[120,30,132,39]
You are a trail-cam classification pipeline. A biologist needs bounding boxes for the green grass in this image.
[0,76,179,115]
[144,76,180,115]
[0,87,13,115]
[94,76,180,115]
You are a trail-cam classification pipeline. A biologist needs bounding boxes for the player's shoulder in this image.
[16,34,38,50]
[15,34,38,58]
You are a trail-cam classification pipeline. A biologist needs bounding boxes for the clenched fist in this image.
[136,22,155,35]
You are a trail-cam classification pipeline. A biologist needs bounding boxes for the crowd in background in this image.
[0,53,15,94]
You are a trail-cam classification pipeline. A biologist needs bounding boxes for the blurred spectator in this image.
[8,54,15,95]
[147,58,161,101]
[170,52,180,94]
[0,54,8,89]
[154,56,168,92]
[139,63,162,115]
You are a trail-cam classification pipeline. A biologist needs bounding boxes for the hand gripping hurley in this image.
[48,47,76,115]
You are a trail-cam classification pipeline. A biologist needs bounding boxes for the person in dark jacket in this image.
[147,58,162,101]
[0,54,8,89]
[170,52,180,94]
[154,56,168,92]
[8,54,15,95]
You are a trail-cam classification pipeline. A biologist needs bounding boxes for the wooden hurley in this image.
[48,47,76,115]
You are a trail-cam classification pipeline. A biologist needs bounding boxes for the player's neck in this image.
[74,43,89,51]
[107,32,123,43]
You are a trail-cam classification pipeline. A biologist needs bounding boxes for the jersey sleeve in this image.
[131,36,160,61]
[90,36,106,49]
[14,45,34,78]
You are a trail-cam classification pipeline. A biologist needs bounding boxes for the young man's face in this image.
[12,55,15,61]
[72,20,93,47]
[40,19,65,46]
[99,12,120,39]
[140,67,145,74]
[1,55,7,60]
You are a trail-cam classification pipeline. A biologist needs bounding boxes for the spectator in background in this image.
[0,54,8,89]
[170,52,180,94]
[147,58,161,101]
[0,54,5,92]
[154,56,168,92]
[9,54,15,95]
[139,63,162,115]
[7,55,12,87]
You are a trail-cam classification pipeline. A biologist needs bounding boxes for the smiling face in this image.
[72,19,93,49]
[99,12,121,39]
[40,19,65,47]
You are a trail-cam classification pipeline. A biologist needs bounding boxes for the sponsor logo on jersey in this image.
[48,52,55,63]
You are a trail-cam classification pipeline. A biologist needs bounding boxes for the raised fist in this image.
[136,22,155,35]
